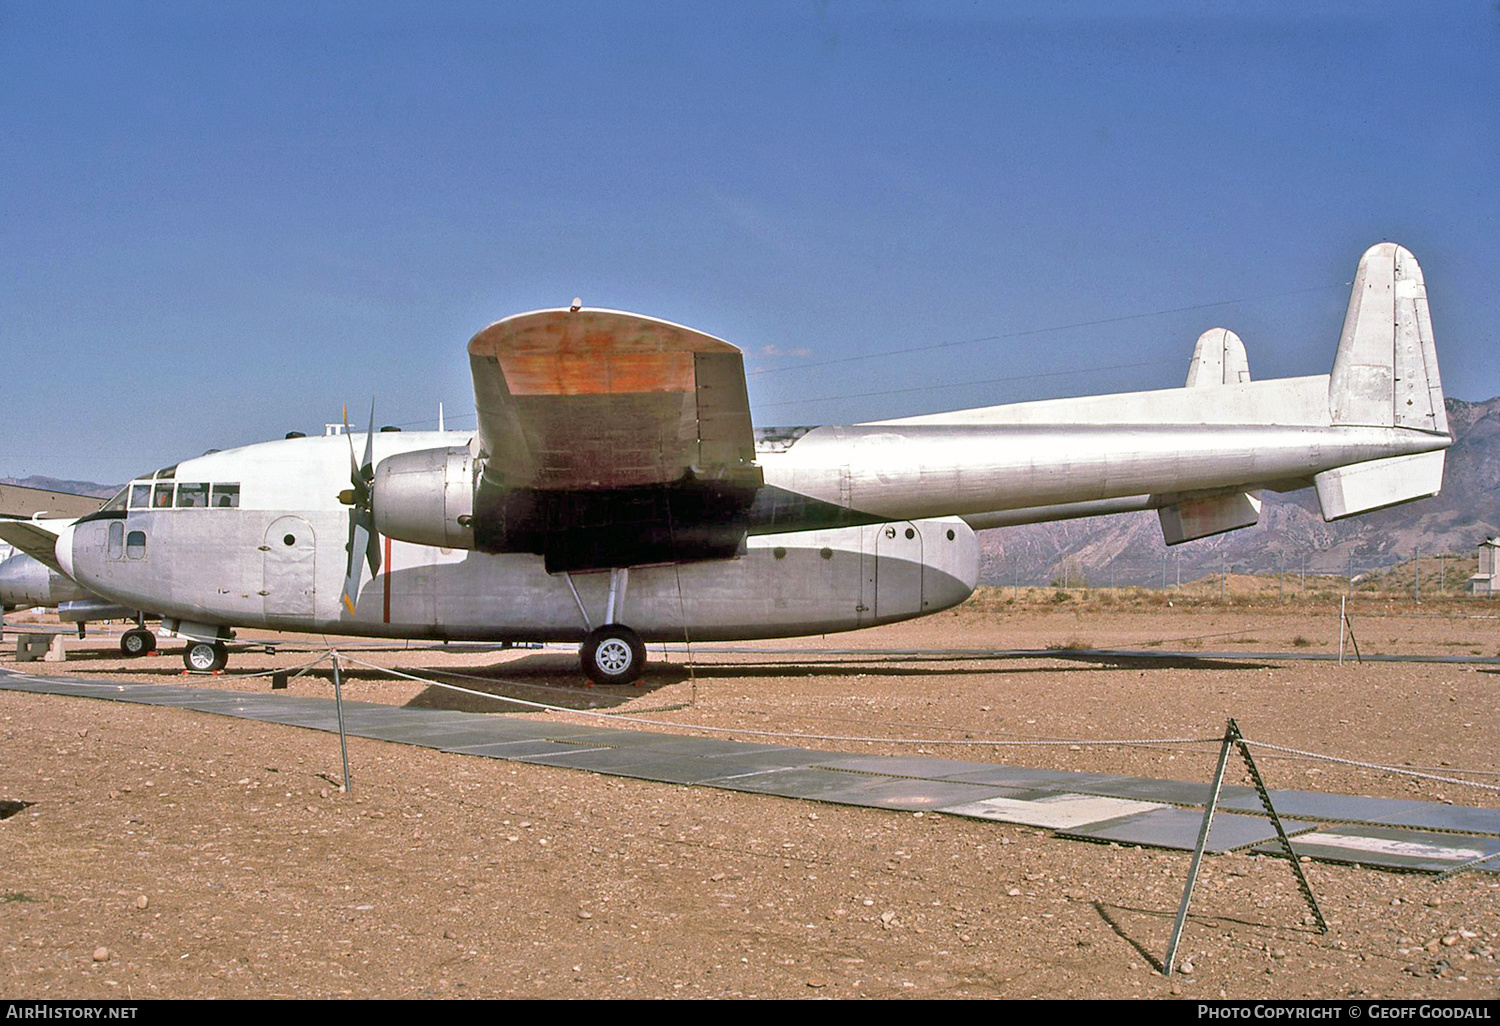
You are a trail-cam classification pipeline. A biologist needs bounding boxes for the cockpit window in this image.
[128,478,239,511]
[175,483,209,508]
[154,465,177,480]
[101,487,129,513]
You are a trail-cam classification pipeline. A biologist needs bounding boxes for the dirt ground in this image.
[1,600,1497,1000]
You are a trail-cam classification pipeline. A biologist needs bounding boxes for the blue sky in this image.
[3,1,1496,483]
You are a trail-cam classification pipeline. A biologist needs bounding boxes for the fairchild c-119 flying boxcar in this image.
[12,244,1450,682]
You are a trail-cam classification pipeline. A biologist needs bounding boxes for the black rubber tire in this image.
[183,641,228,673]
[580,625,646,685]
[120,629,155,657]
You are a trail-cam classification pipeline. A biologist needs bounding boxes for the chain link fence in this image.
[982,548,1491,601]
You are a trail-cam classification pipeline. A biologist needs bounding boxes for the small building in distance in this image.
[1467,537,1500,597]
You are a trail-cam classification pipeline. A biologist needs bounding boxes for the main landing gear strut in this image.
[571,568,647,686]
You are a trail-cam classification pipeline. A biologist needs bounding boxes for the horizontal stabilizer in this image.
[1157,490,1261,546]
[1314,450,1445,521]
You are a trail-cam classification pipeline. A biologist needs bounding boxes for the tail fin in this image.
[1330,243,1448,433]
[1159,328,1259,544]
[1317,243,1450,520]
[1184,328,1250,386]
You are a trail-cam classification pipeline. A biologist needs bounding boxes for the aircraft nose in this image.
[54,523,77,579]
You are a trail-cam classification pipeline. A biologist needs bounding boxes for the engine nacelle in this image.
[0,552,93,610]
[372,445,476,550]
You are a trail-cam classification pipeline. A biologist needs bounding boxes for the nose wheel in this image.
[580,625,646,685]
[183,640,229,673]
[120,628,157,656]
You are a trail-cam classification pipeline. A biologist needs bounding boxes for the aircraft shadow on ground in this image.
[399,651,688,712]
[388,649,1277,712]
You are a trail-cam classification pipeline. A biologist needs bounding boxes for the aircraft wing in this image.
[467,308,760,493]
[0,483,104,520]
[0,519,70,575]
[464,308,765,572]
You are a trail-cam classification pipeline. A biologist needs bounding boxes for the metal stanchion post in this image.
[331,650,353,793]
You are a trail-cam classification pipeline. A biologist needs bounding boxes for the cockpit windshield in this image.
[125,476,241,511]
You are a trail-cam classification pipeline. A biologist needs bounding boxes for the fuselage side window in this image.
[151,483,175,508]
[211,484,240,508]
[125,530,146,560]
[129,483,152,509]
[176,483,209,508]
[108,521,124,559]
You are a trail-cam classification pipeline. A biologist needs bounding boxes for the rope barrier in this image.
[1238,738,1500,794]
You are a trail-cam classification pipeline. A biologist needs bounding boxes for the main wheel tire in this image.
[183,641,228,673]
[120,629,155,657]
[580,625,646,686]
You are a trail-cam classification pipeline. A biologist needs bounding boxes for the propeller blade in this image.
[339,398,381,615]
[344,403,360,486]
[360,399,376,481]
[363,510,381,577]
[341,518,371,615]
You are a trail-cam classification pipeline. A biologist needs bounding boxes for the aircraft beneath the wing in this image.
[29,243,1451,682]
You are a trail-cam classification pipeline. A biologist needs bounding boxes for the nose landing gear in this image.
[119,628,157,656]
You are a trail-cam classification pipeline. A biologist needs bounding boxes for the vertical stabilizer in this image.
[1160,329,1258,543]
[1317,243,1449,520]
[1329,243,1448,433]
[1184,328,1250,386]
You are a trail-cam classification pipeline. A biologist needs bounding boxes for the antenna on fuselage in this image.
[438,402,445,433]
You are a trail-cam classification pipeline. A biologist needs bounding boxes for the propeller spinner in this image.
[338,401,382,614]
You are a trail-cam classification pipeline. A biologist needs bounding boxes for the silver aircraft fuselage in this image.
[54,430,981,643]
